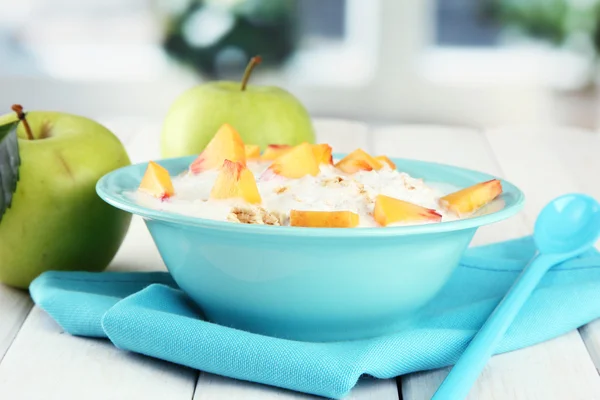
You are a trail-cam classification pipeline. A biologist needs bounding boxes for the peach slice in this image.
[190,123,246,174]
[139,161,175,200]
[375,155,396,170]
[312,144,333,165]
[290,210,359,228]
[440,179,502,216]
[209,160,262,204]
[244,144,261,159]
[261,144,292,161]
[374,195,442,226]
[335,149,383,174]
[268,142,319,179]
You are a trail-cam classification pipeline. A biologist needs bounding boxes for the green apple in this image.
[0,106,131,289]
[161,56,316,158]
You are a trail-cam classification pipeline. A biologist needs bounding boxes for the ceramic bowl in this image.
[96,155,524,342]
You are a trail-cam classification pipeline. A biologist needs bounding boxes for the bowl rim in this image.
[96,155,525,238]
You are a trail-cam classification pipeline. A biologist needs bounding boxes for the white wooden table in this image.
[1,119,600,400]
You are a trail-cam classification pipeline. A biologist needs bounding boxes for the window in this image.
[0,0,374,85]
[434,0,501,47]
[0,1,579,126]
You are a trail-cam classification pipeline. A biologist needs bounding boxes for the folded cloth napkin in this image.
[30,236,600,399]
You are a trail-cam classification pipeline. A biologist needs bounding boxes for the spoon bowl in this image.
[534,194,600,255]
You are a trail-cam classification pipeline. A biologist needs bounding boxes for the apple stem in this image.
[240,56,262,91]
[11,104,34,140]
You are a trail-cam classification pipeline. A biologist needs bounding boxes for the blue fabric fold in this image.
[29,237,600,399]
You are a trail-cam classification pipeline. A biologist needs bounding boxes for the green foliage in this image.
[493,0,600,52]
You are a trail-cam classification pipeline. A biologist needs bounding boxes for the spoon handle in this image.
[432,253,562,400]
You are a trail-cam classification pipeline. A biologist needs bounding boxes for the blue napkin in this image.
[30,236,600,399]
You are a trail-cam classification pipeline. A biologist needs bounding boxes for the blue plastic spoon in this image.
[433,193,600,400]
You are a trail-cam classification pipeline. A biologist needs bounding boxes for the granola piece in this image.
[262,210,281,225]
[227,205,281,225]
[355,182,375,203]
[356,182,367,195]
[320,176,349,187]
[274,186,289,194]
[399,174,422,191]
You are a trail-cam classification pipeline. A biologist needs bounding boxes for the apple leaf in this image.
[0,120,20,222]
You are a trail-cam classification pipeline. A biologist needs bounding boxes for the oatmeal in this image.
[135,124,503,228]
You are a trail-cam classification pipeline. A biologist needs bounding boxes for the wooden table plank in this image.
[0,286,32,362]
[485,125,600,221]
[194,373,399,400]
[486,125,600,384]
[0,205,195,400]
[371,125,600,399]
[194,373,321,400]
[312,119,371,153]
[99,116,152,150]
[0,307,197,400]
[402,331,599,400]
[580,320,600,372]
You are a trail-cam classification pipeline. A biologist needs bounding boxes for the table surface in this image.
[1,119,600,400]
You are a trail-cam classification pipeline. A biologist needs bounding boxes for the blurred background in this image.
[2,0,600,129]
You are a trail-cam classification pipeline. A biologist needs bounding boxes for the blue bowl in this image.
[97,155,524,342]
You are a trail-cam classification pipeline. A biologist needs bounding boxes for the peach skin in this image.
[261,144,292,161]
[375,155,397,170]
[210,160,262,204]
[244,144,261,159]
[374,195,442,226]
[312,144,334,165]
[139,161,175,200]
[440,179,502,216]
[335,149,383,174]
[190,123,246,174]
[269,143,319,179]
